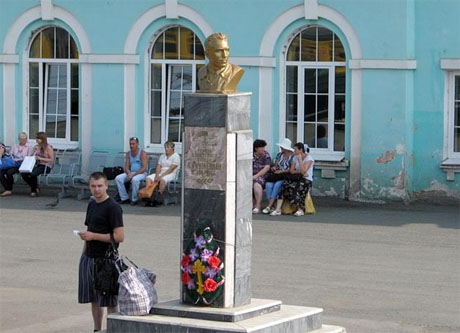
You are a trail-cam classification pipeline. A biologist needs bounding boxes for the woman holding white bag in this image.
[21,132,54,197]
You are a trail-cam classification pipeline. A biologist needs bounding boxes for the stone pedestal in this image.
[107,92,346,333]
[182,92,253,308]
[107,300,346,333]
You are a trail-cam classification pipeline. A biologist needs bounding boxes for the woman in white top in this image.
[145,141,180,199]
[270,142,314,216]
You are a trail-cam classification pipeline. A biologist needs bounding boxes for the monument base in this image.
[107,298,346,333]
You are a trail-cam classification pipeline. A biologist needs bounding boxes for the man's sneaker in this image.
[294,210,305,216]
[130,200,138,206]
[270,210,281,216]
[262,206,273,214]
[120,199,130,204]
[252,208,260,214]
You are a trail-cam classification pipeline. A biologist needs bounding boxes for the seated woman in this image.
[0,132,33,196]
[262,138,294,214]
[145,141,180,204]
[21,132,54,197]
[252,139,271,214]
[270,143,314,216]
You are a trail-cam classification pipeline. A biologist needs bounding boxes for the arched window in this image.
[285,25,346,155]
[149,26,205,148]
[28,26,79,143]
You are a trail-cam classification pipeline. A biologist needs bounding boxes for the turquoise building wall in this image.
[1,0,459,201]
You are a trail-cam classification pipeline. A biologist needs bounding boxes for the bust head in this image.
[204,33,230,71]
[198,33,244,93]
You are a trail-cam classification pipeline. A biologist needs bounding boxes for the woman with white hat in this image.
[270,142,314,216]
[262,138,294,214]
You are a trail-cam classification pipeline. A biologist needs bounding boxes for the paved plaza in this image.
[0,192,459,333]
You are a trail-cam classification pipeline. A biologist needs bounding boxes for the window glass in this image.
[304,95,315,122]
[151,64,162,90]
[287,34,300,61]
[168,119,180,142]
[286,122,297,144]
[456,76,460,100]
[71,64,79,88]
[30,32,41,58]
[301,27,316,61]
[455,76,460,152]
[45,115,55,137]
[180,27,194,60]
[318,27,333,62]
[286,94,298,121]
[335,67,345,94]
[71,117,78,141]
[315,124,328,148]
[304,123,315,148]
[304,69,315,93]
[151,91,162,117]
[286,66,298,93]
[334,95,346,122]
[149,26,205,146]
[195,36,205,60]
[151,118,161,144]
[41,28,55,58]
[334,35,346,62]
[317,96,328,122]
[334,124,345,151]
[71,91,79,115]
[317,69,329,94]
[55,28,69,59]
[29,115,39,138]
[164,27,178,59]
[56,115,66,138]
[30,63,39,87]
[285,25,346,153]
[152,34,164,59]
[28,26,79,142]
[182,65,193,91]
[29,88,39,115]
[70,37,79,59]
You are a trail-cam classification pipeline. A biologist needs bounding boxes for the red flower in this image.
[208,255,221,269]
[181,255,191,267]
[182,272,190,285]
[204,278,218,292]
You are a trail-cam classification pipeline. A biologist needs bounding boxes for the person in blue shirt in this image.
[115,137,148,205]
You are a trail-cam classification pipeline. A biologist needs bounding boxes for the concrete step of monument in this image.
[310,324,346,333]
[102,326,345,333]
[107,304,323,332]
[151,298,282,322]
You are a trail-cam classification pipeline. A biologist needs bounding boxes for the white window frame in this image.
[283,26,347,162]
[145,27,205,154]
[26,27,79,149]
[442,71,460,164]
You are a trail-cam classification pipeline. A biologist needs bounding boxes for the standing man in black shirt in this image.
[77,172,124,332]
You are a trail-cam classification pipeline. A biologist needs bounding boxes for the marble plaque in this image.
[184,127,227,190]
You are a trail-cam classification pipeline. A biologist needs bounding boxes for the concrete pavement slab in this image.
[0,194,459,332]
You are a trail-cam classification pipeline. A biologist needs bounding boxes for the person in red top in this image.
[252,139,271,214]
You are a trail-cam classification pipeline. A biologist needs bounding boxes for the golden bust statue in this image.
[198,33,244,93]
